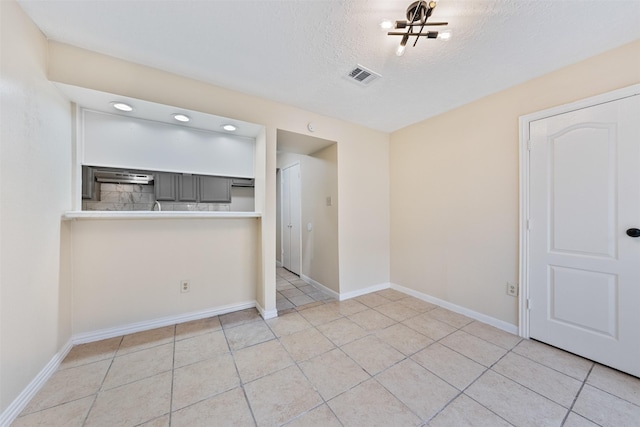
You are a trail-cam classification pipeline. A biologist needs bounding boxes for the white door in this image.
[282,163,301,275]
[528,94,640,377]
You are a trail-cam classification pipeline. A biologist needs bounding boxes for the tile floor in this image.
[13,288,640,426]
[276,268,334,311]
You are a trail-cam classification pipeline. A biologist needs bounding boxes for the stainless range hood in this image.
[94,170,154,185]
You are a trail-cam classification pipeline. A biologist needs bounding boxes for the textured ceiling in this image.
[17,0,640,132]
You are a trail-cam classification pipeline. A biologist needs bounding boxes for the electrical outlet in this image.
[507,282,518,297]
[180,280,190,293]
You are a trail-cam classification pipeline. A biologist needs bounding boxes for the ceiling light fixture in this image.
[111,102,133,112]
[388,0,449,56]
[172,114,190,122]
[222,124,237,132]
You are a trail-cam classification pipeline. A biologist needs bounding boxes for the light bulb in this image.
[222,124,237,132]
[396,34,408,57]
[438,30,452,40]
[380,19,393,30]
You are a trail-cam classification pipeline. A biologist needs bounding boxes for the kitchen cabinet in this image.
[82,165,95,199]
[199,176,231,203]
[177,174,198,202]
[154,172,176,201]
[154,172,231,203]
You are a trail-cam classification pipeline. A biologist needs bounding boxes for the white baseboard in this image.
[339,282,391,301]
[0,339,73,427]
[391,283,518,335]
[300,274,340,300]
[1,301,264,426]
[256,301,278,320]
[72,301,256,344]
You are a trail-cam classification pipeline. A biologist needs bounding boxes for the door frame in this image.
[518,83,640,338]
[280,161,302,275]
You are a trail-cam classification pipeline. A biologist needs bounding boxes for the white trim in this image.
[391,283,518,335]
[72,301,256,344]
[339,282,391,301]
[521,84,640,124]
[518,84,640,339]
[518,112,531,339]
[300,274,340,300]
[256,301,278,320]
[0,339,73,427]
[275,260,283,268]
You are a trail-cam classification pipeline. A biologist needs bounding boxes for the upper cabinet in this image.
[154,172,177,201]
[199,176,231,203]
[153,172,231,203]
[177,174,199,202]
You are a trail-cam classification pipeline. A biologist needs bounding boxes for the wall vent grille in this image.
[345,64,381,86]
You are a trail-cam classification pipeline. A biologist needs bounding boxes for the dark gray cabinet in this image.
[199,176,231,203]
[177,174,198,202]
[154,172,176,201]
[81,165,95,199]
[153,172,231,203]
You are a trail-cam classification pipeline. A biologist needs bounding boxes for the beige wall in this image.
[308,145,340,292]
[71,218,258,334]
[0,1,73,414]
[277,144,339,292]
[47,42,391,300]
[390,40,640,326]
[253,129,270,311]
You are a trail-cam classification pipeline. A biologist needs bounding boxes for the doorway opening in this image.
[275,129,339,312]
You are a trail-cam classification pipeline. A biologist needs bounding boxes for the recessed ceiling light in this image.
[222,124,237,132]
[172,114,190,122]
[111,102,133,112]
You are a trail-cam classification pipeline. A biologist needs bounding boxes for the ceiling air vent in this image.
[345,64,381,86]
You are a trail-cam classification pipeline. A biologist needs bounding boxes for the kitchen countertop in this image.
[62,211,261,220]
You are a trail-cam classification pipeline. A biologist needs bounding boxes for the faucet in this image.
[153,201,162,211]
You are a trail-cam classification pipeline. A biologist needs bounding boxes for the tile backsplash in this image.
[82,183,232,211]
